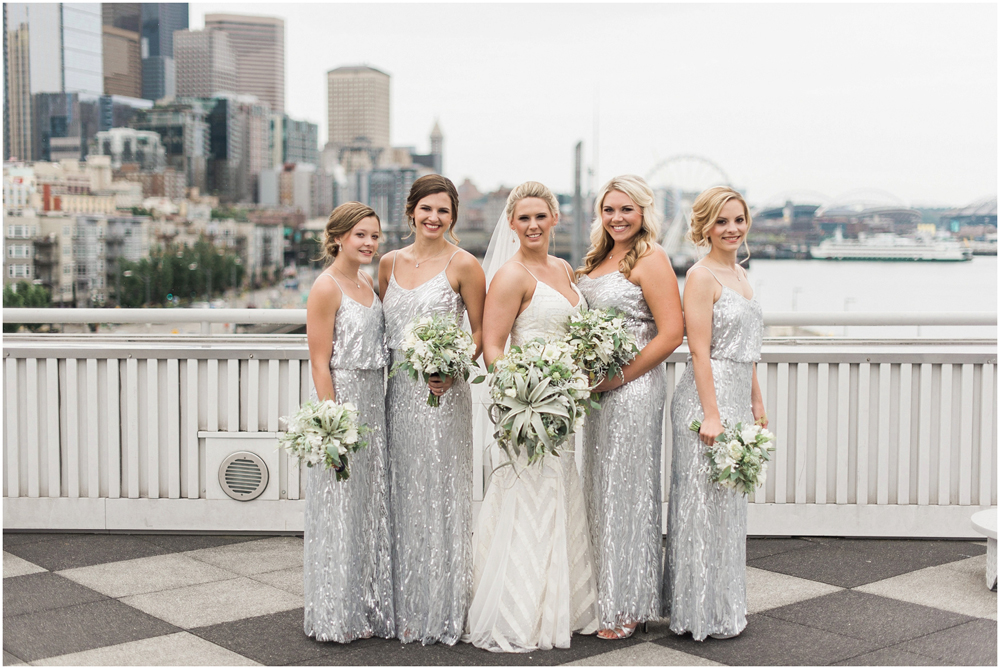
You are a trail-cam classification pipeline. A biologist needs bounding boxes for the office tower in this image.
[103,25,141,97]
[103,3,140,32]
[131,98,211,193]
[430,120,443,174]
[204,14,284,115]
[141,3,188,101]
[207,95,272,203]
[274,115,319,166]
[5,3,104,160]
[326,65,390,168]
[174,29,237,99]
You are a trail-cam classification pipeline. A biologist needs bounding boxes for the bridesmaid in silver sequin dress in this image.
[662,186,766,641]
[576,176,684,640]
[303,202,394,643]
[378,175,486,645]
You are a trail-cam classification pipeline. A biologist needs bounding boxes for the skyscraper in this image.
[140,3,188,101]
[204,14,284,115]
[326,65,390,169]
[4,3,103,160]
[174,29,237,99]
[102,3,141,98]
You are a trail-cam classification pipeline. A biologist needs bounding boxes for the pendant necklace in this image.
[413,247,448,268]
[335,266,361,289]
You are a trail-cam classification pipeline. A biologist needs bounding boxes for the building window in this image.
[7,264,32,278]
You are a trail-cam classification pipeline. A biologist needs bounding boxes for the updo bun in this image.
[322,202,380,262]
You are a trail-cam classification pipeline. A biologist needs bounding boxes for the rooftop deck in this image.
[2,532,995,666]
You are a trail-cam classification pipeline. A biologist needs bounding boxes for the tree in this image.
[3,281,52,332]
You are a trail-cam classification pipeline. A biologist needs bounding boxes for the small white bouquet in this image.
[564,307,640,398]
[690,419,775,496]
[389,314,485,407]
[488,338,591,466]
[279,399,369,482]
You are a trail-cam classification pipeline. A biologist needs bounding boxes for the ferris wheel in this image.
[645,155,731,252]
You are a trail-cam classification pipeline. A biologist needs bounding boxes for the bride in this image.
[465,181,599,653]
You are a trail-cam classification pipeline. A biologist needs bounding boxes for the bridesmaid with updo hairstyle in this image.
[576,175,684,639]
[303,202,394,643]
[378,174,486,645]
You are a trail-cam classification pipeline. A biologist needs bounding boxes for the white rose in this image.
[740,426,759,446]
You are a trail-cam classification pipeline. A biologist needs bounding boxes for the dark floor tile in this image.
[299,638,468,666]
[444,632,645,666]
[2,598,178,662]
[746,538,815,561]
[832,646,954,666]
[898,619,998,666]
[2,651,26,666]
[654,612,879,665]
[191,608,348,665]
[3,533,170,571]
[748,539,985,588]
[138,534,262,554]
[2,533,66,550]
[764,590,973,646]
[2,572,106,618]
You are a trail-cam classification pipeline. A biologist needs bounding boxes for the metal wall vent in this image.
[219,451,269,501]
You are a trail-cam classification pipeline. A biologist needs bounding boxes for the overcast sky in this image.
[191,2,997,207]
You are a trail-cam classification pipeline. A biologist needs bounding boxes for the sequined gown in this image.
[304,275,394,643]
[662,267,763,641]
[577,271,666,629]
[382,252,473,645]
[466,264,599,653]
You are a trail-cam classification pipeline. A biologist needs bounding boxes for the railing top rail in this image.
[2,308,997,327]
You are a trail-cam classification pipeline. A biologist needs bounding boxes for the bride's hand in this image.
[428,374,454,396]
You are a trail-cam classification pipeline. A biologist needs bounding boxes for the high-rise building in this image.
[5,3,104,160]
[102,25,141,98]
[131,98,211,193]
[206,95,272,203]
[140,3,188,101]
[103,3,140,33]
[326,65,390,167]
[410,121,444,175]
[174,29,237,99]
[204,14,284,115]
[273,115,319,166]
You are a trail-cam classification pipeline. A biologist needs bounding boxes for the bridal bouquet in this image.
[563,307,640,397]
[279,400,369,481]
[389,314,484,407]
[488,338,591,466]
[690,419,775,495]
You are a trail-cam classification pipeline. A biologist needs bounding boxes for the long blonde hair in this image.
[689,186,752,261]
[578,175,661,278]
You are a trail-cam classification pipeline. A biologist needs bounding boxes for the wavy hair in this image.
[321,202,381,262]
[578,175,661,278]
[688,186,752,261]
[404,174,460,243]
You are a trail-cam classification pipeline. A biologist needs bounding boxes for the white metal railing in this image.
[2,333,995,537]
[3,308,996,328]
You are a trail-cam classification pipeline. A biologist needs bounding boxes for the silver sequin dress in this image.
[465,267,599,653]
[304,276,394,643]
[662,270,763,641]
[382,254,473,645]
[577,271,666,629]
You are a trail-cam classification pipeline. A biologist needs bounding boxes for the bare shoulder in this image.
[491,260,532,289]
[684,264,719,292]
[378,250,396,272]
[632,243,673,279]
[452,248,485,274]
[308,272,341,312]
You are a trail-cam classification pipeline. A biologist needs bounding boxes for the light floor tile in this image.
[746,566,843,614]
[856,556,997,620]
[3,552,46,579]
[183,537,302,576]
[33,631,259,666]
[120,576,301,629]
[58,553,238,598]
[565,641,723,666]
[250,565,303,597]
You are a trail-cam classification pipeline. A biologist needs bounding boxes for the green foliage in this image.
[3,281,52,332]
[130,207,151,217]
[210,206,249,222]
[115,239,245,307]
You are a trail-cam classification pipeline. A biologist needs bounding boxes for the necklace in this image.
[333,266,361,289]
[412,247,448,268]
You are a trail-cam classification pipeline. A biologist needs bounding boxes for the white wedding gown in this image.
[465,266,599,653]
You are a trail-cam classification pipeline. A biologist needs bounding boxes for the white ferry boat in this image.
[810,229,973,262]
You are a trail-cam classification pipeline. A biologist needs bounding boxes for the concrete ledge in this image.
[747,502,995,539]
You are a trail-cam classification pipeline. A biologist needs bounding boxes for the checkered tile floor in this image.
[3,534,996,666]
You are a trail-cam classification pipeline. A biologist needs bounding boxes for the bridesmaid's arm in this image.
[751,365,767,428]
[592,248,684,392]
[451,251,487,360]
[684,268,725,446]
[306,275,342,402]
[482,264,531,368]
[377,251,394,301]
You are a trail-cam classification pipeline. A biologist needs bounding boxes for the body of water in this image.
[678,256,997,339]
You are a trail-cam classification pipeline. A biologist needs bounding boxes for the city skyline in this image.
[187,1,997,208]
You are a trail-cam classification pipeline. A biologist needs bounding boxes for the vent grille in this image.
[218,451,269,501]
